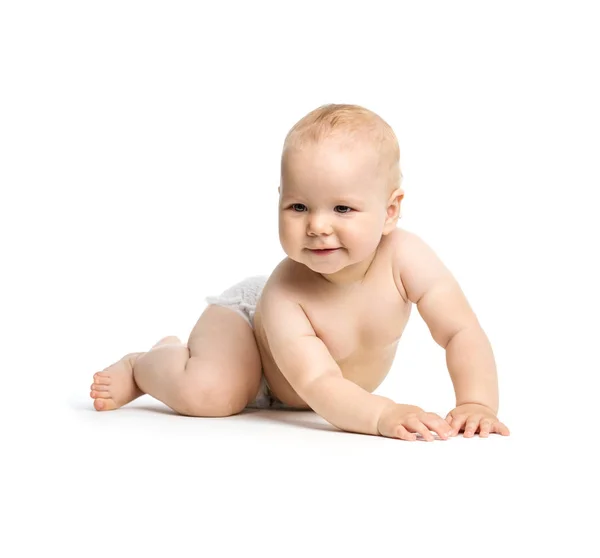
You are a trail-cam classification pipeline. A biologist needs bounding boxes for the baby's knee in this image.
[175,380,247,417]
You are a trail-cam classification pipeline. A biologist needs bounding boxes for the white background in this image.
[2,1,599,556]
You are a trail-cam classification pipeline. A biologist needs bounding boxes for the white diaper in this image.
[205,275,268,328]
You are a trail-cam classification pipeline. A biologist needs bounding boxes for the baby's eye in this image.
[288,204,353,213]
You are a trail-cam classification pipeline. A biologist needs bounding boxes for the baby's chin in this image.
[299,251,349,272]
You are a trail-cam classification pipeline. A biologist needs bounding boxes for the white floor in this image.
[2,382,592,557]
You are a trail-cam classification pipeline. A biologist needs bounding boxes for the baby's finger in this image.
[492,421,511,436]
[450,414,467,436]
[463,417,481,438]
[420,414,452,440]
[479,419,493,438]
[406,417,435,442]
[445,414,453,426]
[395,424,417,441]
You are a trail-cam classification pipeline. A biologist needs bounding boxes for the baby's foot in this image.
[90,352,144,411]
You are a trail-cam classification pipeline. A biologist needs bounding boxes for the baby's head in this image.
[278,104,404,281]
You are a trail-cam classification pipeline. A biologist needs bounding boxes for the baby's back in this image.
[253,229,412,408]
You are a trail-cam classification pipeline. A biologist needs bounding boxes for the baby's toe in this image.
[93,373,111,385]
[91,382,109,392]
[94,397,117,411]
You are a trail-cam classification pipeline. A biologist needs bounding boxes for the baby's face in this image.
[278,139,395,275]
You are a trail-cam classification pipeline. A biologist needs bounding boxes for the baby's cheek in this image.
[278,222,292,242]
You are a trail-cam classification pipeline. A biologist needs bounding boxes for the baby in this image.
[90,103,510,441]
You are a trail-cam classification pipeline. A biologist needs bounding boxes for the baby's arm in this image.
[261,289,396,435]
[396,231,500,414]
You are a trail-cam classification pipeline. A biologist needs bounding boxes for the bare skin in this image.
[90,308,264,418]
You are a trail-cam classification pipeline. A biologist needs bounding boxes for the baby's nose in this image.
[307,214,333,234]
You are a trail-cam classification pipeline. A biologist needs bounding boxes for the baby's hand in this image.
[445,403,510,437]
[377,404,452,441]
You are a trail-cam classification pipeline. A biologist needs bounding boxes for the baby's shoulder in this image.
[261,258,310,301]
[388,226,422,249]
[388,227,434,267]
[387,227,440,300]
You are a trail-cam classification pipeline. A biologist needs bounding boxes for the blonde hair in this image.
[281,104,402,194]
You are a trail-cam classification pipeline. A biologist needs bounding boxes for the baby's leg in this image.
[90,305,263,417]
